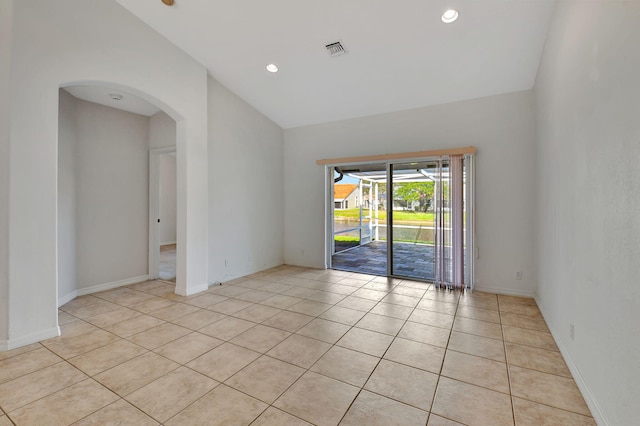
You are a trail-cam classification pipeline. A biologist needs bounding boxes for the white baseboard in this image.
[536,298,608,426]
[175,283,208,296]
[473,285,535,298]
[58,290,79,308]
[58,275,150,307]
[0,326,60,351]
[160,241,176,246]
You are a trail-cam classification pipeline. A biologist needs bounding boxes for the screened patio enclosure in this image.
[327,151,474,290]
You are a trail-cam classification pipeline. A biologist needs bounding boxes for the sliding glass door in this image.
[329,154,474,290]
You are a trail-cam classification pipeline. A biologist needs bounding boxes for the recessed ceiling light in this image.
[109,93,124,101]
[266,64,279,73]
[161,0,175,6]
[441,9,459,23]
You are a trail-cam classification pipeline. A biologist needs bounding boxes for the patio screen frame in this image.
[322,147,476,290]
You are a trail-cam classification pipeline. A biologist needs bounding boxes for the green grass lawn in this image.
[334,208,436,222]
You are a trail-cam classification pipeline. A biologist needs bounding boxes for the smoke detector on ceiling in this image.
[325,41,347,57]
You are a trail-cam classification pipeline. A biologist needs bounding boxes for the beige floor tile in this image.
[128,297,176,314]
[45,329,120,359]
[145,283,176,296]
[104,315,166,338]
[171,309,227,330]
[458,295,498,311]
[498,295,537,306]
[503,325,558,351]
[448,331,505,362]
[98,288,156,306]
[320,306,367,325]
[187,342,260,381]
[310,346,379,387]
[60,295,101,311]
[390,285,427,298]
[0,342,42,362]
[432,377,513,426]
[0,416,12,426]
[0,362,87,411]
[509,365,591,416]
[267,334,331,368]
[499,302,541,317]
[252,407,312,426]
[356,312,405,336]
[230,324,292,353]
[325,284,358,295]
[336,277,371,287]
[427,414,465,425]
[361,281,396,292]
[409,309,455,329]
[512,397,596,426]
[84,306,141,327]
[126,366,217,423]
[383,337,445,374]
[128,280,167,292]
[416,299,458,316]
[369,302,414,320]
[226,355,305,403]
[259,282,294,294]
[262,310,315,332]
[183,292,229,308]
[422,290,460,304]
[274,371,359,426]
[505,342,571,377]
[305,290,346,304]
[336,296,378,311]
[282,286,320,298]
[501,311,550,332]
[214,285,252,298]
[68,339,147,376]
[94,352,179,396]
[365,359,438,411]
[50,319,98,342]
[208,298,254,315]
[233,303,282,322]
[198,316,256,340]
[296,318,351,344]
[441,350,510,394]
[165,385,267,425]
[9,379,118,425]
[62,299,121,319]
[341,390,428,426]
[127,322,191,350]
[336,327,394,357]
[288,299,333,316]
[72,398,158,426]
[154,332,223,364]
[262,294,304,309]
[0,347,62,383]
[236,289,277,303]
[398,321,451,348]
[453,316,503,340]
[456,304,501,323]
[381,293,421,308]
[149,303,201,322]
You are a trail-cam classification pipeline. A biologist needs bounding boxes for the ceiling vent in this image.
[325,41,347,57]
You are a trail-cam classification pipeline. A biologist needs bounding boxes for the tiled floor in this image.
[0,266,595,425]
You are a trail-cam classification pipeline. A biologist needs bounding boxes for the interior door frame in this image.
[149,146,176,279]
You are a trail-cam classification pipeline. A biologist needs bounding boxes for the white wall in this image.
[208,77,285,283]
[150,110,177,150]
[0,0,13,343]
[57,90,78,301]
[75,99,150,290]
[284,90,537,296]
[4,0,208,349]
[159,154,177,245]
[534,2,640,424]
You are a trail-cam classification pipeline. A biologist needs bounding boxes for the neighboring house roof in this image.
[334,184,357,201]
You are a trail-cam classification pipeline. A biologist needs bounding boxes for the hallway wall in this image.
[534,2,640,424]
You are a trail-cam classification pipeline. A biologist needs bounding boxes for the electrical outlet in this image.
[570,323,575,340]
[515,271,522,280]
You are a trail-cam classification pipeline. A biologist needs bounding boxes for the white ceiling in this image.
[64,85,160,117]
[115,0,556,128]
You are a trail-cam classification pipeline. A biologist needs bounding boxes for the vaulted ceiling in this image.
[115,0,556,128]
